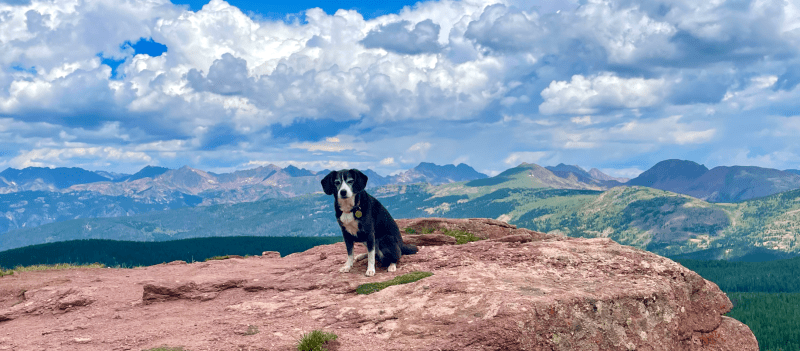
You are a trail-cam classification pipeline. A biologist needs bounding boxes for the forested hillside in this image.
[0,236,342,269]
[678,258,800,350]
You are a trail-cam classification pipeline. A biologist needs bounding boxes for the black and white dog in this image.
[321,169,418,276]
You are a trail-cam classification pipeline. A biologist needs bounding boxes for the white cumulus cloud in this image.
[539,73,667,115]
[0,0,799,174]
[504,151,548,165]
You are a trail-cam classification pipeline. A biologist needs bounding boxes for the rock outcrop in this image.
[0,218,758,350]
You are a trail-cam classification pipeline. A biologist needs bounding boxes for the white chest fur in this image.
[337,197,355,212]
[337,196,359,236]
[340,212,359,236]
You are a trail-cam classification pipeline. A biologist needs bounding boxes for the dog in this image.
[321,169,418,276]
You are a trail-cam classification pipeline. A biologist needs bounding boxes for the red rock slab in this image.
[0,218,758,351]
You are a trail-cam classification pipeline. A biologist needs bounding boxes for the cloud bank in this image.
[1,0,799,176]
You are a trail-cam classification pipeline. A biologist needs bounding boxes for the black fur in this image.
[321,169,418,270]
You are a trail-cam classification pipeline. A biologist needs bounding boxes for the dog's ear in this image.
[352,169,368,193]
[321,171,337,195]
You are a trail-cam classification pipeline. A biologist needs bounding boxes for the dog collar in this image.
[353,197,362,218]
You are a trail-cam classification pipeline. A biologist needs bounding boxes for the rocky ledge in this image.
[0,218,757,350]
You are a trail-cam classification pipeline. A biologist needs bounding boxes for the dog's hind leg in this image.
[387,263,396,272]
[354,242,369,261]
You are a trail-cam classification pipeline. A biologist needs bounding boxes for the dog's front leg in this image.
[365,240,376,277]
[340,238,355,273]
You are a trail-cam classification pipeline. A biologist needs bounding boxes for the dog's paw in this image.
[387,263,397,272]
[365,268,376,277]
[339,265,352,273]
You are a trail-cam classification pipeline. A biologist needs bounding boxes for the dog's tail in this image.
[401,243,418,255]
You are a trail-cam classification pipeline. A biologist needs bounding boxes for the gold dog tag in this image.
[355,210,362,218]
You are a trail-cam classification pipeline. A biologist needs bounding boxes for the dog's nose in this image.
[339,189,348,198]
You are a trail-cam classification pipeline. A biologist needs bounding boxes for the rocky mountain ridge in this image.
[0,218,758,350]
[465,162,624,190]
[0,167,109,193]
[392,162,489,184]
[628,159,800,202]
[0,162,490,200]
[4,160,800,205]
[0,162,490,237]
[545,163,627,188]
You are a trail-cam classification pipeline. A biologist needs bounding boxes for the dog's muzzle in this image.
[339,189,349,198]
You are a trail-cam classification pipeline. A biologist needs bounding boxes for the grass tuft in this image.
[356,271,434,295]
[295,330,338,351]
[1,263,105,277]
[204,255,247,261]
[404,226,482,245]
[244,325,259,335]
[205,255,232,261]
[441,228,482,244]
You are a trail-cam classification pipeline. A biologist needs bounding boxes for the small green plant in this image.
[205,255,232,261]
[410,227,483,245]
[295,330,338,351]
[441,228,482,244]
[244,325,259,335]
[11,289,26,307]
[204,255,245,261]
[551,333,561,345]
[356,271,434,295]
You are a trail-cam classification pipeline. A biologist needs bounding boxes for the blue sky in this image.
[1,0,799,178]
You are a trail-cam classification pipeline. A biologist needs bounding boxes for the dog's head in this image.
[321,169,368,199]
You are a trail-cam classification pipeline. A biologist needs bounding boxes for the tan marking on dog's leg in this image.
[388,263,397,272]
[365,249,376,277]
[339,253,354,273]
[355,253,368,261]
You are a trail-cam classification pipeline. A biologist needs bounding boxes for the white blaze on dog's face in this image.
[334,171,355,199]
[335,171,356,213]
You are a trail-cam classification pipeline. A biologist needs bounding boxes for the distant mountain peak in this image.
[550,163,587,172]
[589,168,629,183]
[391,162,487,185]
[283,165,315,177]
[546,164,591,179]
[117,165,170,183]
[628,159,709,189]
[0,166,109,190]
[627,159,800,202]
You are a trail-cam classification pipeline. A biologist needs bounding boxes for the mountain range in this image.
[3,159,800,257]
[0,162,491,198]
[4,161,800,261]
[0,162,494,235]
[627,159,800,202]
